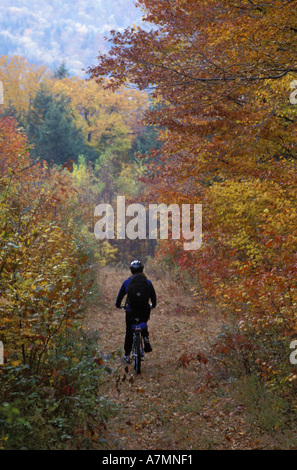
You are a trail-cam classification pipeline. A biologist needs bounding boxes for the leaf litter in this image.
[83,266,281,450]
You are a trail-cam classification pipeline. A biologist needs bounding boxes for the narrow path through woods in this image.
[84,266,276,450]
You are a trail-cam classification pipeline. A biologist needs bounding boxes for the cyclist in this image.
[115,260,157,364]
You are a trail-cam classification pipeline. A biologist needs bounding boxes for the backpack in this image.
[127,274,150,310]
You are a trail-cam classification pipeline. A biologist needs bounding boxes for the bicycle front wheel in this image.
[133,334,141,374]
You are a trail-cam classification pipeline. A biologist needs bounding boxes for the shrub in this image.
[0,328,116,449]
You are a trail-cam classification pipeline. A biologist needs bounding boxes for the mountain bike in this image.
[121,306,147,374]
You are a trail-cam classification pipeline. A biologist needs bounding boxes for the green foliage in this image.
[0,329,115,450]
[235,374,295,435]
[54,62,70,80]
[26,85,96,164]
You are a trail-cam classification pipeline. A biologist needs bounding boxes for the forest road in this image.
[84,265,274,450]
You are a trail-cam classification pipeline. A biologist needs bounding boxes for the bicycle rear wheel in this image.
[133,333,141,374]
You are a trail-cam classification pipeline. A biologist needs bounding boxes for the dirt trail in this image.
[84,266,273,450]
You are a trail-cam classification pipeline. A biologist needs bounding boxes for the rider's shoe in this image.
[121,355,131,364]
[143,337,152,353]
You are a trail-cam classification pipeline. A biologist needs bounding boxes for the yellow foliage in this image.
[0,55,51,122]
[97,241,118,267]
[50,76,148,153]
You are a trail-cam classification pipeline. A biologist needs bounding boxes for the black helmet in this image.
[130,259,144,274]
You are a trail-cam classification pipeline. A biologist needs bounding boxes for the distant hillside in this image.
[0,0,145,77]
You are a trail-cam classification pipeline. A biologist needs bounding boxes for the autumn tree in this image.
[0,55,51,125]
[0,114,94,368]
[88,0,297,180]
[50,76,148,159]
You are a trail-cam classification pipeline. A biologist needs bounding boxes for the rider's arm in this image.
[115,282,127,308]
[148,281,157,308]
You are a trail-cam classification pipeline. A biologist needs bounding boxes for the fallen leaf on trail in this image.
[178,352,195,368]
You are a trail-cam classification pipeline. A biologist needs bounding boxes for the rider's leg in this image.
[140,307,152,352]
[124,319,133,356]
